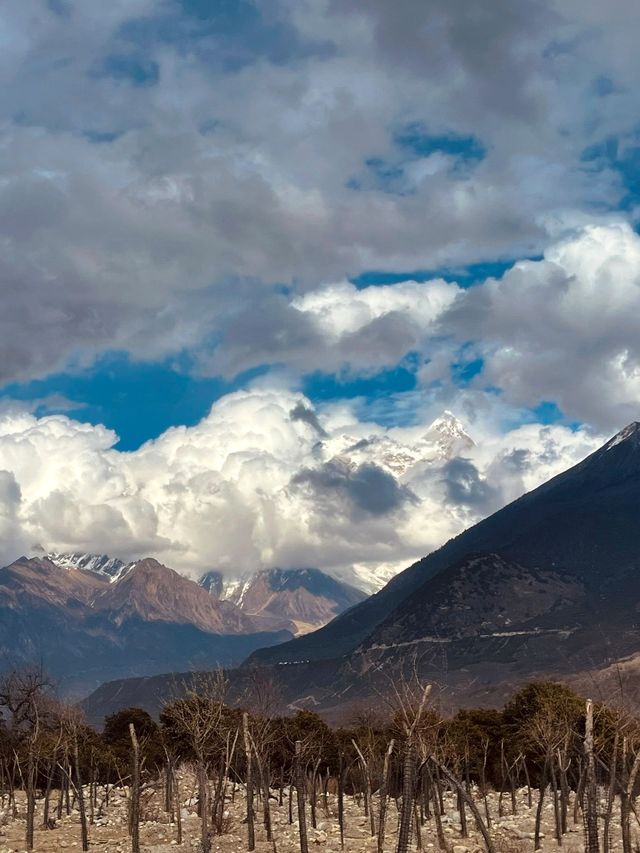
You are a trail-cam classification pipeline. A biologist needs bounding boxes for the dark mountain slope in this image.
[250,423,640,665]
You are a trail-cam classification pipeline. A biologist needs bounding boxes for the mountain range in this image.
[0,554,364,695]
[83,421,640,722]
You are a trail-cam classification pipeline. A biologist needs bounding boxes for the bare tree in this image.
[160,671,228,853]
[0,666,54,851]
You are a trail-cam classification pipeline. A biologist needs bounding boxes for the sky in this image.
[1,0,639,580]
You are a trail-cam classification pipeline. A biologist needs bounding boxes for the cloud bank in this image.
[0,388,604,585]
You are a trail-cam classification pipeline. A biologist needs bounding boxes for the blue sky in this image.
[1,0,640,570]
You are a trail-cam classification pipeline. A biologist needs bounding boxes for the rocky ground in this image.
[0,776,636,853]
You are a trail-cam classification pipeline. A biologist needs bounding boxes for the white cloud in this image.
[0,390,605,583]
[446,222,640,430]
[292,279,457,340]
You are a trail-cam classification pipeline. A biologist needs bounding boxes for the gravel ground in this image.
[0,776,636,853]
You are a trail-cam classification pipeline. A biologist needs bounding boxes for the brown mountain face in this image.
[92,558,259,634]
[0,555,108,610]
[0,556,292,695]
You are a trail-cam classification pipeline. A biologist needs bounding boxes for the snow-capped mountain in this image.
[332,563,401,596]
[37,552,369,638]
[199,567,367,635]
[321,411,474,479]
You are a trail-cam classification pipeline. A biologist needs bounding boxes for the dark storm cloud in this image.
[289,402,328,437]
[441,457,499,510]
[328,0,553,121]
[292,461,418,517]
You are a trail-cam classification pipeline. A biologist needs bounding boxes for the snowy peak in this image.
[325,410,474,479]
[421,410,474,453]
[46,552,129,581]
[604,421,640,451]
[564,420,640,484]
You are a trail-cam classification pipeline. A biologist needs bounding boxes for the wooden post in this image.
[584,699,600,853]
[534,754,548,853]
[129,723,140,853]
[295,741,309,853]
[602,734,618,853]
[198,763,210,853]
[243,712,255,851]
[378,739,395,853]
[338,752,345,850]
[396,739,416,853]
[73,735,89,852]
[175,771,183,846]
[25,747,35,851]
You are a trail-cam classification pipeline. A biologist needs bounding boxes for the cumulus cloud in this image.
[193,222,640,435]
[0,389,606,582]
[444,222,640,430]
[204,278,460,377]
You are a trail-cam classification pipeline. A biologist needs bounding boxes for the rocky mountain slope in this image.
[0,556,291,695]
[199,567,367,634]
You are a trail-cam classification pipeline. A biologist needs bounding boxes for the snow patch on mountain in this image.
[46,552,130,581]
